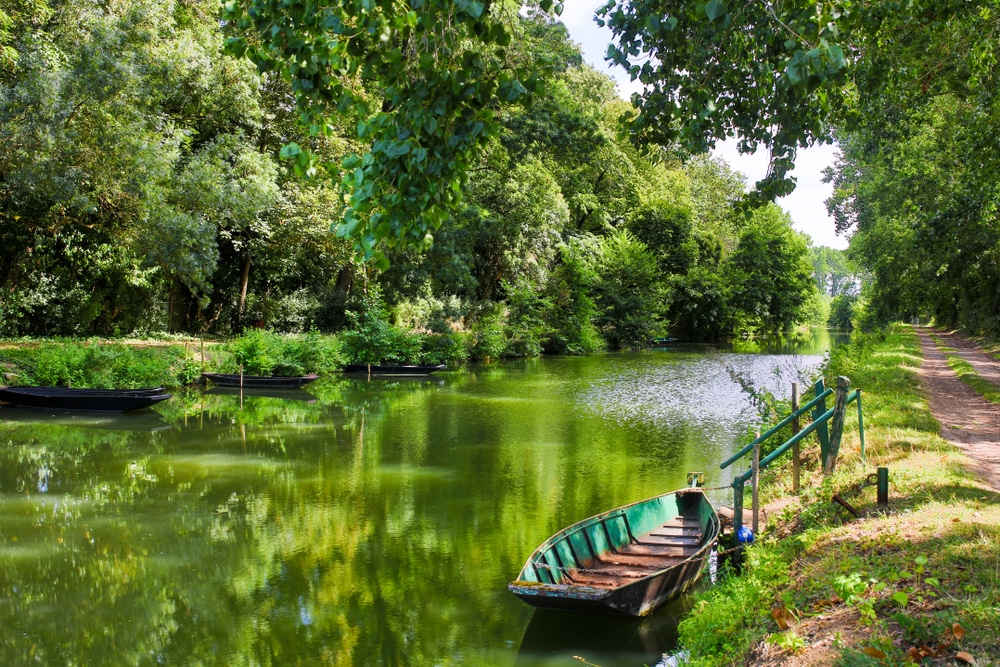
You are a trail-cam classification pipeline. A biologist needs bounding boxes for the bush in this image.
[543,241,604,355]
[0,341,200,388]
[341,286,467,366]
[219,329,344,376]
[592,230,666,348]
[420,332,471,365]
[470,305,507,360]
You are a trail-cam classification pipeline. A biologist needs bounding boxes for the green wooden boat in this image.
[509,488,719,616]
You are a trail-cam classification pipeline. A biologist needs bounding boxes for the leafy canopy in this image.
[596,0,854,201]
[223,0,563,266]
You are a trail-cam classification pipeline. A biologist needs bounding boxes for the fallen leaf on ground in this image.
[862,647,887,659]
[771,605,793,630]
[956,651,977,665]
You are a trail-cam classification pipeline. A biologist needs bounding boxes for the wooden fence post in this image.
[791,382,800,493]
[824,376,852,475]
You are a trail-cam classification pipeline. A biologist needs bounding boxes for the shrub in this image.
[0,341,200,388]
[470,305,508,360]
[219,329,344,375]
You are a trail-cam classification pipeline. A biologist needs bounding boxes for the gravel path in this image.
[915,327,1000,491]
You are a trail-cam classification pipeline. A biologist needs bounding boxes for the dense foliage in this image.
[591,0,998,335]
[0,341,201,388]
[0,0,832,351]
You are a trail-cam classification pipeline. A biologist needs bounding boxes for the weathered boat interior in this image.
[524,493,709,588]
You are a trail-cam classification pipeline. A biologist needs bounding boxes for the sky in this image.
[557,2,849,250]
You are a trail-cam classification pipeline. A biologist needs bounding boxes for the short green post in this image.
[877,467,889,508]
[812,378,830,463]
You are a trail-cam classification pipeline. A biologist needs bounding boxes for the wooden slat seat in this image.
[596,552,685,569]
[618,542,699,558]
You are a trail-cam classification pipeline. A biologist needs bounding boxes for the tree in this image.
[726,205,816,333]
[597,0,853,200]
[223,0,565,264]
[592,229,664,347]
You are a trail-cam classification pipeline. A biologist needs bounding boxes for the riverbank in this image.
[0,331,345,388]
[676,325,1000,665]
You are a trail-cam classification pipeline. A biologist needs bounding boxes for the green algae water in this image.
[0,330,846,666]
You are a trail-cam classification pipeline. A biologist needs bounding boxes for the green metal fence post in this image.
[732,477,745,566]
[856,390,866,462]
[812,378,830,463]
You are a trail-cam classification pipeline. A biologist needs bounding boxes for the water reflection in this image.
[0,332,844,665]
[515,598,691,667]
[0,406,171,432]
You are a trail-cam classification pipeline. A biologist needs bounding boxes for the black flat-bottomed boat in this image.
[509,487,719,616]
[200,372,319,388]
[0,386,172,413]
[343,363,445,376]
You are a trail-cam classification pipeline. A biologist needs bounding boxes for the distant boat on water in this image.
[200,372,318,388]
[343,363,445,376]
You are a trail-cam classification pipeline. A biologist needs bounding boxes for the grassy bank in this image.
[0,331,347,388]
[678,325,1000,665]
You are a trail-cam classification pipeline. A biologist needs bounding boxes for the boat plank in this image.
[596,553,686,569]
[637,535,699,546]
[618,543,699,558]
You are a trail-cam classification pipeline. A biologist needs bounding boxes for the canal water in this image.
[0,330,846,666]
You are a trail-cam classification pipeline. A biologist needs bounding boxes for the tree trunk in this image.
[237,252,251,331]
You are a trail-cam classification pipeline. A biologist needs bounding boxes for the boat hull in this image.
[201,373,318,388]
[343,364,445,376]
[0,386,172,413]
[509,488,718,616]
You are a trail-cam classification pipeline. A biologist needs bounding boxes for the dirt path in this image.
[928,328,1000,389]
[915,326,1000,491]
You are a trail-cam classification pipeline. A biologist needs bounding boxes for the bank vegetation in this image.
[677,326,999,665]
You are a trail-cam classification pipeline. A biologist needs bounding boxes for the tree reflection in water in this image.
[0,342,836,665]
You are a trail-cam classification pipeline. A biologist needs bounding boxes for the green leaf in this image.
[466,1,484,19]
[891,591,909,608]
[705,0,726,21]
[827,43,847,70]
[279,143,302,159]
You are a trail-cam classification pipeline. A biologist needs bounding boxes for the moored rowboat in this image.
[508,487,719,616]
[0,386,172,413]
[343,363,445,376]
[200,372,318,388]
